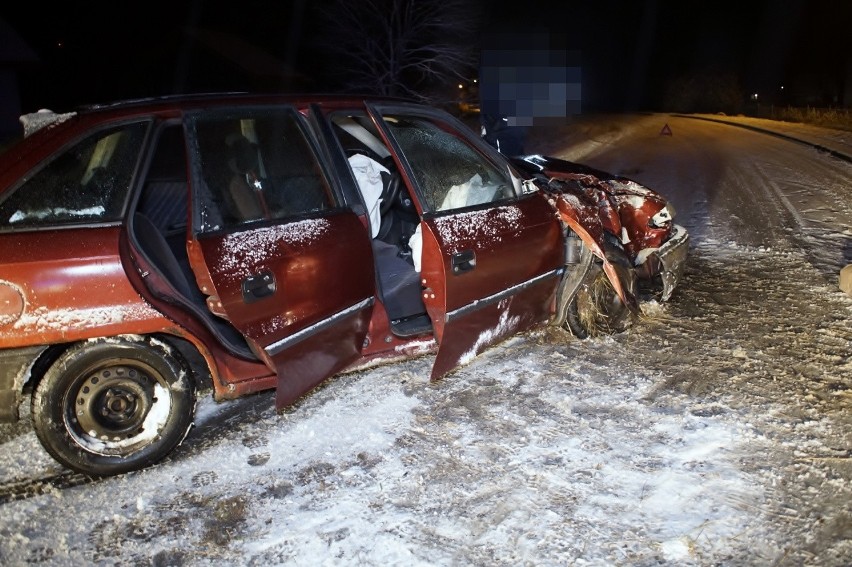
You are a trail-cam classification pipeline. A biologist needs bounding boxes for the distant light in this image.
[751,93,759,100]
[780,85,785,90]
[473,79,478,83]
[56,41,63,48]
[458,84,463,89]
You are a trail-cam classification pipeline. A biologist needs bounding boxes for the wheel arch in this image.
[553,201,640,315]
[23,332,212,396]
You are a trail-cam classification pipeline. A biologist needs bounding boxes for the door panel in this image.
[264,296,373,406]
[187,107,375,408]
[429,278,561,380]
[195,211,375,407]
[368,105,565,380]
[420,195,564,380]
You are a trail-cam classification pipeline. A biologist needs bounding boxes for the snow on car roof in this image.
[19,109,76,137]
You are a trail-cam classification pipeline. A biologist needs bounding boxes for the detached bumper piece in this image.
[652,224,689,301]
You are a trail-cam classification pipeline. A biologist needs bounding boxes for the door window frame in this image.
[365,102,525,219]
[185,105,346,238]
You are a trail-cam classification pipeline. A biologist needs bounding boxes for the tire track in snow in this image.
[750,160,807,229]
[0,471,94,505]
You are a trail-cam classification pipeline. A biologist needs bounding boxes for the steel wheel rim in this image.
[64,360,171,457]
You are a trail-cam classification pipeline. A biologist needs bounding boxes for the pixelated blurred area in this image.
[478,30,580,155]
[480,31,581,127]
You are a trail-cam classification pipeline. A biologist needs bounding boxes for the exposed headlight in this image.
[650,204,675,227]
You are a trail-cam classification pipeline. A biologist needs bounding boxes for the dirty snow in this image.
[689,113,852,157]
[0,114,851,566]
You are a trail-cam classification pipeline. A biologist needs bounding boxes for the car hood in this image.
[509,154,664,203]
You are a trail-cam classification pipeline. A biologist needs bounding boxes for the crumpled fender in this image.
[549,195,640,314]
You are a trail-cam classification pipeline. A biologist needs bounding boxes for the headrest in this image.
[225,133,259,174]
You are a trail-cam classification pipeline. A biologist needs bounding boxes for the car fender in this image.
[549,195,639,315]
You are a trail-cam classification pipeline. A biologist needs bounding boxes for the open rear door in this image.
[193,212,374,407]
[186,107,375,408]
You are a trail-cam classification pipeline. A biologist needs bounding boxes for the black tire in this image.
[565,269,633,339]
[31,336,196,476]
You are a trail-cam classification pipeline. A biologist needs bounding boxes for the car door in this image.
[368,104,566,380]
[185,106,375,408]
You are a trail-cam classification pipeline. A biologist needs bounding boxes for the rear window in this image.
[0,122,148,230]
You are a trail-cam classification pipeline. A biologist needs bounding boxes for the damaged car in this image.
[0,95,688,475]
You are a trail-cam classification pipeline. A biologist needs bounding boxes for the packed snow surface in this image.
[0,114,850,566]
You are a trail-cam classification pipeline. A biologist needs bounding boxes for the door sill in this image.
[391,314,432,338]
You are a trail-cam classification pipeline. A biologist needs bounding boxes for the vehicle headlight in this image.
[650,204,675,228]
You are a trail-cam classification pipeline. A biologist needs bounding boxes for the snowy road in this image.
[1,115,851,566]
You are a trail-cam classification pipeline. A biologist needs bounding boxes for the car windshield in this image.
[381,115,518,213]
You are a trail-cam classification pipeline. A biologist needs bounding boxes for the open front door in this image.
[372,106,565,380]
[420,196,564,380]
[186,107,375,408]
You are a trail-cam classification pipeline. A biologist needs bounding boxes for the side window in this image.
[191,109,333,232]
[0,123,148,229]
[382,115,516,213]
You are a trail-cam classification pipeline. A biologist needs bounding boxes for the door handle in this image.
[451,250,476,275]
[241,270,276,303]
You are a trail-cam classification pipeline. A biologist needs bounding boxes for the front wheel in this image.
[565,269,633,339]
[32,336,196,476]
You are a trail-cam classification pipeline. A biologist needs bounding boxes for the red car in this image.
[0,95,688,475]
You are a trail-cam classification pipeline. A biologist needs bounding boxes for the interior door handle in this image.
[241,270,276,303]
[451,250,476,275]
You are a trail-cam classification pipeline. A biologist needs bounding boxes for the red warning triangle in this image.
[659,123,673,136]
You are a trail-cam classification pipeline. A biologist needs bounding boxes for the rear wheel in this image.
[565,269,633,339]
[32,336,196,476]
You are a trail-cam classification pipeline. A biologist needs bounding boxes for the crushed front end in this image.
[512,154,689,306]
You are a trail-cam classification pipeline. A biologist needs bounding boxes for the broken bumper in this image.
[652,224,689,301]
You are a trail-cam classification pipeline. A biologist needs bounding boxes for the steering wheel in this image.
[379,156,402,215]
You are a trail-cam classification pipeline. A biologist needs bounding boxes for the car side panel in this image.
[0,226,170,348]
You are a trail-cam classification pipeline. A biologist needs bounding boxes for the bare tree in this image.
[314,0,481,103]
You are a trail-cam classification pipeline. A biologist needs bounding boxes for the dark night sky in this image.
[2,0,850,113]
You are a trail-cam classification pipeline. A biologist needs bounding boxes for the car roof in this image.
[75,92,414,116]
[0,92,429,186]
[18,92,420,142]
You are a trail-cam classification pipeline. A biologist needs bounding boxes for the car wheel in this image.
[565,269,632,339]
[31,336,196,476]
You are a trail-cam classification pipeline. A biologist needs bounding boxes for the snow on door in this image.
[187,108,376,407]
[374,108,565,380]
